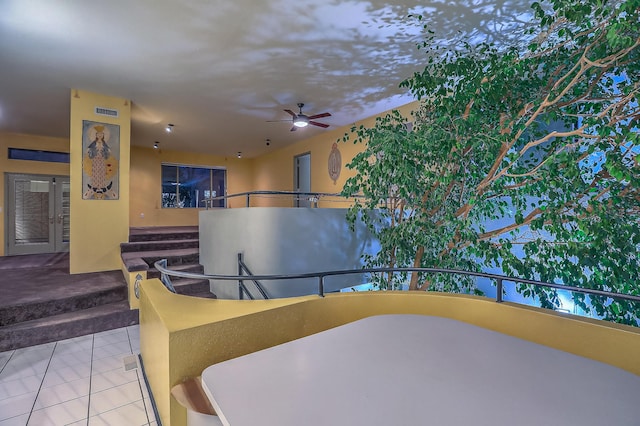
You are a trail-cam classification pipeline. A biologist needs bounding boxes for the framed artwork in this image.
[328,142,341,184]
[82,120,120,200]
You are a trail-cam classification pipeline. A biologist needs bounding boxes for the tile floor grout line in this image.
[2,327,149,425]
[25,341,57,426]
[82,395,146,421]
[129,326,152,425]
[0,350,16,375]
[85,333,95,426]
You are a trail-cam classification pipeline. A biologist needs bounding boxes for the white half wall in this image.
[199,208,377,299]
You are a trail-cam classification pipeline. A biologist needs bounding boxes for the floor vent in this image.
[123,354,139,371]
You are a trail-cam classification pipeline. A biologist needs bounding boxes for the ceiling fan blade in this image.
[284,109,297,117]
[290,126,297,132]
[308,112,331,120]
[309,121,329,128]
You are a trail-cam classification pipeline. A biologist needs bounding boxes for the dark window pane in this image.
[8,148,70,163]
[161,164,226,208]
[178,166,210,208]
[212,169,226,208]
[161,165,178,208]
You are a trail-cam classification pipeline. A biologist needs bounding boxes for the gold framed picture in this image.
[82,120,120,200]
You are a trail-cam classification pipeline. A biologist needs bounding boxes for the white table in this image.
[201,314,640,426]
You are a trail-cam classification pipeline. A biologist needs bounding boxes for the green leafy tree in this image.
[341,0,640,325]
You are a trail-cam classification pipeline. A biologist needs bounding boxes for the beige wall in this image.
[0,132,70,257]
[69,90,131,273]
[129,146,254,227]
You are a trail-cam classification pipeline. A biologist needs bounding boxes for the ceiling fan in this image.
[268,103,331,132]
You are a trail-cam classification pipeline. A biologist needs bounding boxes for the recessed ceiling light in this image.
[237,152,242,158]
[165,124,174,133]
[153,142,159,149]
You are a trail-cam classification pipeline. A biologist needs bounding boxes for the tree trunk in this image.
[409,246,425,290]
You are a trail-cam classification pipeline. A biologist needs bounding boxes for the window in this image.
[8,148,70,163]
[161,164,226,208]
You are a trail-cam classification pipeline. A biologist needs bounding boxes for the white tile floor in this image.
[0,325,158,426]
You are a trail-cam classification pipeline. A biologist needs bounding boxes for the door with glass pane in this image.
[6,174,70,255]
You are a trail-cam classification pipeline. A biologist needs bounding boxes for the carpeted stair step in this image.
[172,278,215,297]
[147,263,204,279]
[129,231,199,242]
[120,238,199,253]
[121,226,215,299]
[122,248,201,272]
[0,301,139,352]
[129,227,199,243]
[147,264,216,299]
[183,290,218,299]
[0,284,127,327]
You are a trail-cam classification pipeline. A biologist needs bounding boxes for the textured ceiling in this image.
[0,0,533,158]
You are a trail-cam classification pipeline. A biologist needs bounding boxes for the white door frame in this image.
[293,153,311,208]
[5,173,70,255]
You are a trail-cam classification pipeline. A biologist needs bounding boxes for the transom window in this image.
[161,164,226,208]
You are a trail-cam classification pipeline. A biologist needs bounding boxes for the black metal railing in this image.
[153,259,640,310]
[203,190,364,208]
[237,253,269,300]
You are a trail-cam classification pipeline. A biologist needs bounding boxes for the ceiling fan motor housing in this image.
[267,103,331,131]
[294,114,309,127]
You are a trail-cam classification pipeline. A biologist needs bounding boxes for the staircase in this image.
[121,227,215,299]
[0,228,213,352]
[0,253,138,352]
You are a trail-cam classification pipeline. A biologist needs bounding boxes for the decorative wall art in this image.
[82,120,120,200]
[328,142,342,184]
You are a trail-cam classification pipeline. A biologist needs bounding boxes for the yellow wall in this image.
[69,90,131,273]
[139,279,640,426]
[2,102,417,258]
[0,133,257,260]
[0,132,70,256]
[250,102,417,206]
[129,146,254,227]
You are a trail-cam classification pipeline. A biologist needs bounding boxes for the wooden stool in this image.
[171,376,222,426]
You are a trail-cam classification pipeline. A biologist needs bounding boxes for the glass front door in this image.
[6,174,70,255]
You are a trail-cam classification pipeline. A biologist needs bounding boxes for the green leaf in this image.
[339,0,640,325]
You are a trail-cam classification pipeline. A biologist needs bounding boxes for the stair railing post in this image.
[238,252,244,300]
[246,194,250,207]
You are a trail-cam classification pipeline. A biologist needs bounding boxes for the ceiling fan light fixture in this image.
[268,103,331,131]
[293,115,309,127]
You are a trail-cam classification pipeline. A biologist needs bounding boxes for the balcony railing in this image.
[204,190,363,208]
[153,257,640,324]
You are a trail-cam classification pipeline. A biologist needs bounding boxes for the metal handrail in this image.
[203,190,365,208]
[156,259,177,294]
[153,260,640,305]
[237,253,269,299]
